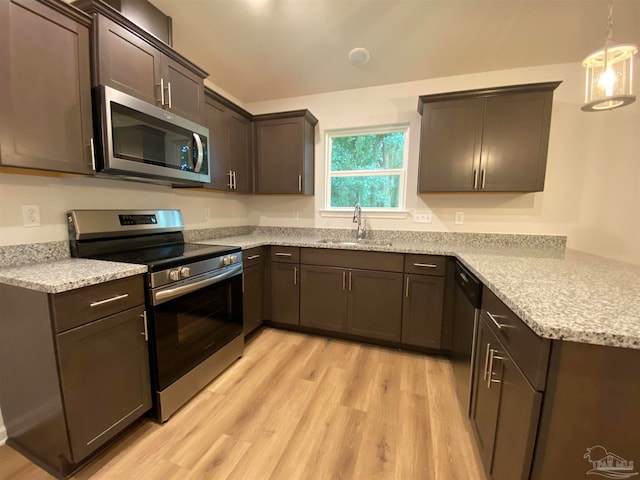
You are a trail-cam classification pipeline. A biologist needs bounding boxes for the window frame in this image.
[324,123,410,213]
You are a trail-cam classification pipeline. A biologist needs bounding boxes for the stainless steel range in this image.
[67,209,243,422]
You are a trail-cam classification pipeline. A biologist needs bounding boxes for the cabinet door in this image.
[204,96,230,191]
[243,263,264,335]
[255,117,304,194]
[300,265,348,333]
[418,99,484,192]
[401,274,445,348]
[480,91,553,192]
[271,262,300,325]
[96,14,161,107]
[347,269,403,342]
[0,0,94,174]
[471,318,503,470]
[56,305,151,462]
[491,350,542,480]
[163,56,205,124]
[229,111,253,193]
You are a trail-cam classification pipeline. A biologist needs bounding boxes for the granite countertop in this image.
[0,232,638,349]
[199,234,640,350]
[0,259,147,294]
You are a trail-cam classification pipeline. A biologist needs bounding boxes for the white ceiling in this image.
[149,0,640,103]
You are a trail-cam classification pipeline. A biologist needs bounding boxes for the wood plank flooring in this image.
[0,328,486,480]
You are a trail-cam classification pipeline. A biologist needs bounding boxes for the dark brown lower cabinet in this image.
[401,274,445,348]
[0,276,151,478]
[299,263,403,342]
[471,315,542,480]
[270,261,299,325]
[242,248,265,335]
[56,306,151,462]
[347,269,403,342]
[300,265,348,332]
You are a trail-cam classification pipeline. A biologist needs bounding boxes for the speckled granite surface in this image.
[0,241,69,267]
[2,229,637,349]
[197,233,640,350]
[0,259,147,294]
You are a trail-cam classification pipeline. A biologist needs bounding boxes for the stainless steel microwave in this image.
[93,85,210,185]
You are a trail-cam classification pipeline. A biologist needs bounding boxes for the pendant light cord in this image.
[605,1,614,46]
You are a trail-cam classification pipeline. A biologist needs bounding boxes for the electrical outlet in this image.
[22,205,41,227]
[413,210,432,223]
[204,208,211,221]
[292,211,299,221]
[454,211,464,225]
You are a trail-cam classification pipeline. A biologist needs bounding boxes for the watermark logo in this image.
[584,445,638,479]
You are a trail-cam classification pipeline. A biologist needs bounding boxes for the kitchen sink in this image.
[316,238,393,247]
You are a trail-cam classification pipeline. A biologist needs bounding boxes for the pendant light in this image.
[581,1,637,112]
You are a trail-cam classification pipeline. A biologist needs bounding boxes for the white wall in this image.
[0,174,249,246]
[245,62,640,265]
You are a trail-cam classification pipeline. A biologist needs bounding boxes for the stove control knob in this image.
[168,269,180,281]
[222,256,232,267]
[230,255,238,264]
[180,267,191,278]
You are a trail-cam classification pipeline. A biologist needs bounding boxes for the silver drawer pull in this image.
[483,343,491,381]
[413,263,437,268]
[275,252,292,257]
[90,293,129,307]
[487,311,507,330]
[247,254,261,260]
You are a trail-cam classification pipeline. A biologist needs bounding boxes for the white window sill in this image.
[319,209,410,219]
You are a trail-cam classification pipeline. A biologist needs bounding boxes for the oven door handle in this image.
[152,264,242,305]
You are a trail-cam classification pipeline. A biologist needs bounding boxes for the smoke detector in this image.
[348,47,370,66]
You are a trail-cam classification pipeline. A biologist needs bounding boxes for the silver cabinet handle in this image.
[487,311,506,330]
[460,271,469,283]
[481,169,486,189]
[486,348,495,388]
[405,276,410,298]
[227,171,234,189]
[140,311,148,341]
[167,81,172,109]
[233,171,237,190]
[247,254,261,260]
[488,350,504,389]
[193,133,204,173]
[342,271,346,290]
[158,78,165,105]
[298,174,302,192]
[483,342,491,381]
[90,293,129,307]
[275,252,292,257]
[348,271,352,291]
[473,169,478,189]
[89,138,96,171]
[413,263,437,268]
[293,266,298,285]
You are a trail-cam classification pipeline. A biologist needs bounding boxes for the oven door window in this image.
[152,275,242,390]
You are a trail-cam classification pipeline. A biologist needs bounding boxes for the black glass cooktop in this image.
[87,243,240,271]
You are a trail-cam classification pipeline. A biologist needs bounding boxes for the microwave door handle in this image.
[193,132,204,173]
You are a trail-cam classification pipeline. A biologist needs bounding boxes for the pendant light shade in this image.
[581,2,638,112]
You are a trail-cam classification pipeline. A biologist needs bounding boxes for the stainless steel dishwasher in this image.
[450,260,483,417]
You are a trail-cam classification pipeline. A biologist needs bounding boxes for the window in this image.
[325,125,409,212]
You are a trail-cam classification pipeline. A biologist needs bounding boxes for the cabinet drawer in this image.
[404,254,446,276]
[243,247,265,267]
[301,248,404,272]
[481,289,550,391]
[270,246,300,263]
[52,275,144,333]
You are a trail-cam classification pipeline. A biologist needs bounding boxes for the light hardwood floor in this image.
[0,328,486,480]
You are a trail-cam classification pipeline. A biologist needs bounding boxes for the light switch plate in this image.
[413,210,432,223]
[454,211,464,225]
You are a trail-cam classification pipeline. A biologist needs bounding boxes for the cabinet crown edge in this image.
[417,80,563,114]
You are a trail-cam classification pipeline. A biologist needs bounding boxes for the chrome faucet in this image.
[353,202,365,240]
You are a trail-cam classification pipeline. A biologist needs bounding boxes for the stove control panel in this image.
[220,254,239,267]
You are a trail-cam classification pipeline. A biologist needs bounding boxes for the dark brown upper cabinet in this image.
[74,0,207,124]
[254,110,318,195]
[204,89,253,193]
[417,82,561,193]
[0,0,95,174]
